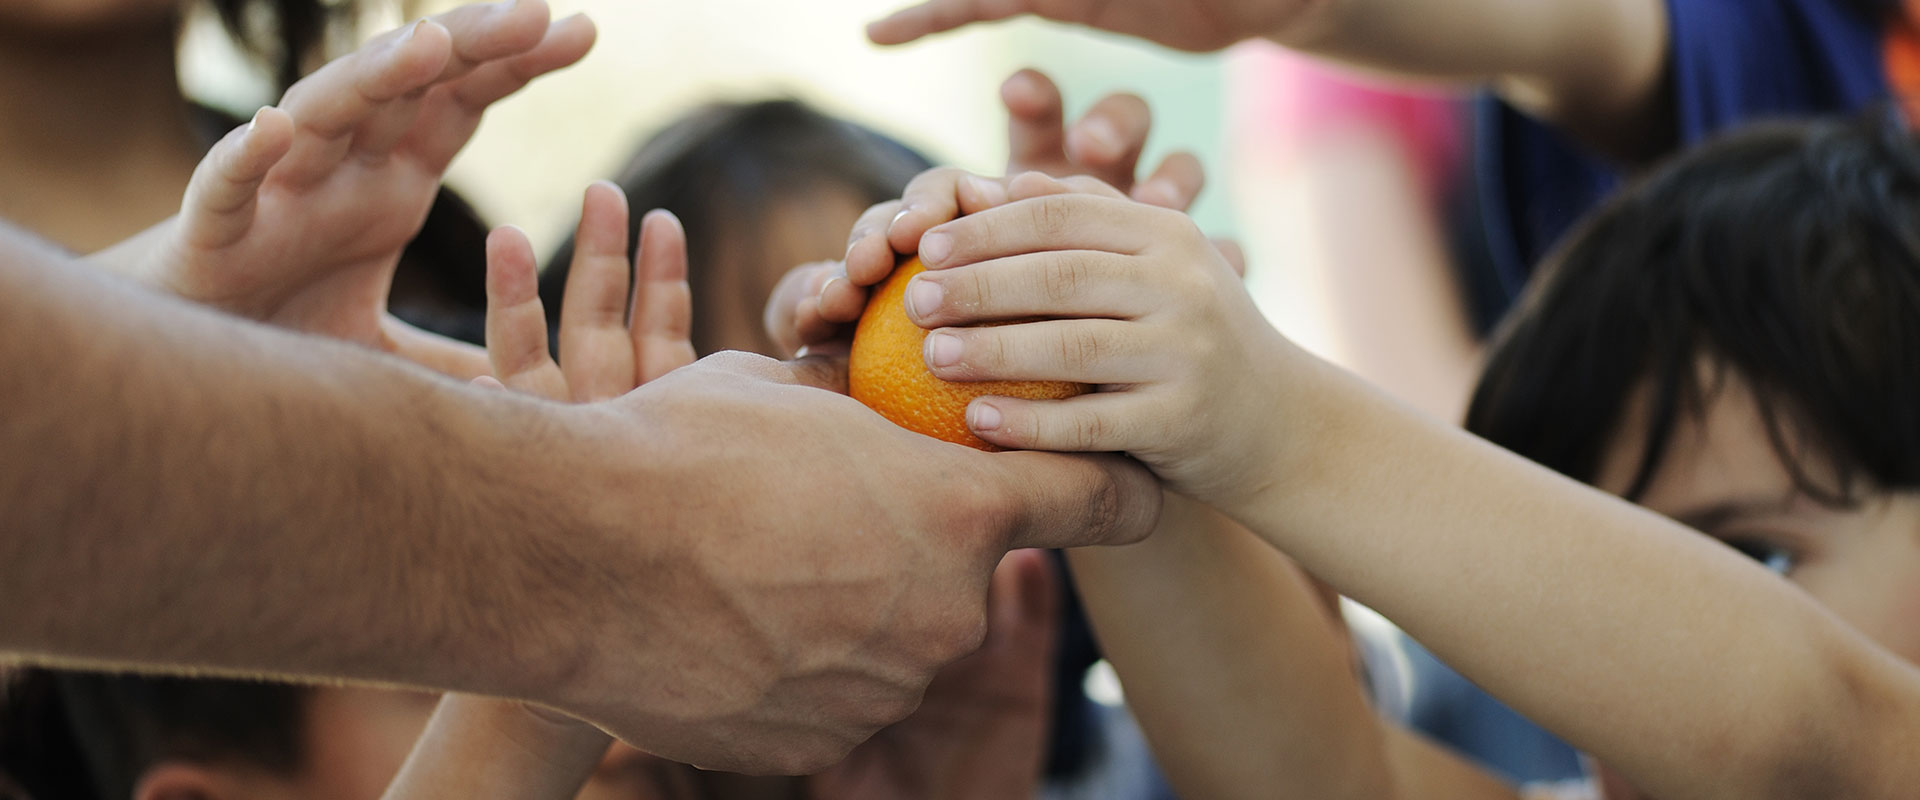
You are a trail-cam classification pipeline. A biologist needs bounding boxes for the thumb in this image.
[985,451,1161,550]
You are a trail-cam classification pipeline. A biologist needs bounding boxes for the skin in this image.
[865,0,1672,163]
[798,169,1920,798]
[0,0,194,252]
[1068,366,1920,800]
[86,0,599,379]
[764,69,1214,359]
[0,26,1169,773]
[85,63,1177,798]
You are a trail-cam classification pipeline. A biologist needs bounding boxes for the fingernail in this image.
[905,276,942,320]
[405,19,426,40]
[246,106,264,132]
[924,331,963,368]
[919,233,952,265]
[891,207,915,228]
[968,401,1004,432]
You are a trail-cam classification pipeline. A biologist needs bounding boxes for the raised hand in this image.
[1000,68,1204,210]
[868,0,1321,53]
[139,1,596,377]
[484,182,695,401]
[764,69,1213,360]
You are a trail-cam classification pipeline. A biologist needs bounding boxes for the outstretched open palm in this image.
[148,0,595,376]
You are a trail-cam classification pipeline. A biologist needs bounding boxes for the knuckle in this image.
[1059,325,1102,373]
[935,607,990,663]
[1042,254,1090,303]
[1063,410,1111,451]
[965,267,993,312]
[1028,196,1073,238]
[1082,467,1124,540]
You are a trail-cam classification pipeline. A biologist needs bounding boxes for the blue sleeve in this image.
[1472,0,1889,314]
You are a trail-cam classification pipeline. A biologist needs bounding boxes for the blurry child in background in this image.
[0,0,497,349]
[541,99,932,357]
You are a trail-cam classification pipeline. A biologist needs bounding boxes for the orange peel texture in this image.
[849,256,1090,451]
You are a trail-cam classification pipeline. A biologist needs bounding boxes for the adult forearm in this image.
[1227,353,1920,799]
[0,227,594,700]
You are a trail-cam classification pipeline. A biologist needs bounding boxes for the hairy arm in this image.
[1222,350,1920,800]
[0,223,599,699]
[1,221,1163,773]
[1069,493,1519,800]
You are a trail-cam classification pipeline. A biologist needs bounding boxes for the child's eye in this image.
[1724,538,1798,575]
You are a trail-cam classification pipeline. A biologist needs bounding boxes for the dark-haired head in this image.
[0,669,306,799]
[542,98,935,356]
[1468,112,1920,504]
[204,0,340,93]
[1465,109,1920,800]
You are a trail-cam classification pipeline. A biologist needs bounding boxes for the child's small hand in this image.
[902,172,1291,507]
[483,182,694,402]
[140,1,595,377]
[762,73,1211,360]
[1000,68,1206,210]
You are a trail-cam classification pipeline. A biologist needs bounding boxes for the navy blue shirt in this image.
[1474,0,1893,313]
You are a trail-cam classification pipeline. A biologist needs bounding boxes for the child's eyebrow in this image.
[1669,493,1799,532]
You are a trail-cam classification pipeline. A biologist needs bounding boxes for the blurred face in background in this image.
[0,0,177,33]
[697,184,872,357]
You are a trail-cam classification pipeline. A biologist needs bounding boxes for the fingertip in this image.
[846,234,898,285]
[640,206,679,227]
[956,174,1010,216]
[817,276,869,324]
[1068,117,1124,163]
[966,398,1008,439]
[999,68,1056,115]
[886,208,928,255]
[865,15,908,46]
[1005,170,1067,201]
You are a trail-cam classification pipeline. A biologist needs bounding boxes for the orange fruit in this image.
[850,256,1090,451]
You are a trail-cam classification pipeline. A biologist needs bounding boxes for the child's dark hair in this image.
[1467,113,1920,502]
[205,0,339,93]
[0,669,308,799]
[540,98,935,352]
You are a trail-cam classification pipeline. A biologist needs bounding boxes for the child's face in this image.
[699,186,873,357]
[0,0,178,31]
[1585,370,1920,799]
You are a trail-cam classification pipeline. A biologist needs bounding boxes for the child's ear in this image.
[133,762,270,800]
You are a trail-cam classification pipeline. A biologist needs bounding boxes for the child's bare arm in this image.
[909,173,1920,800]
[382,698,613,800]
[1071,493,1521,800]
[871,0,1670,161]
